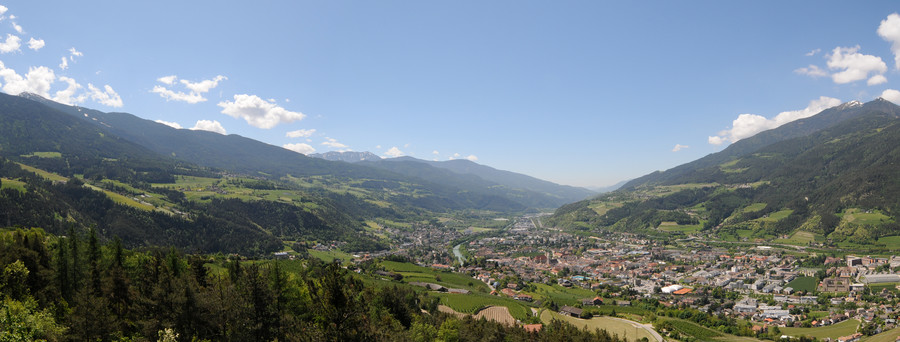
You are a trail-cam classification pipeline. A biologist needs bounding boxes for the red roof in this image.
[523,324,543,333]
[673,288,693,295]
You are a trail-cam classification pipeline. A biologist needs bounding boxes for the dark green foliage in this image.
[0,228,630,341]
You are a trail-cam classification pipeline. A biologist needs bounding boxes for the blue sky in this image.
[4,1,900,188]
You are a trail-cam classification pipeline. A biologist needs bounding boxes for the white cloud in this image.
[432,150,439,155]
[152,75,226,104]
[826,46,887,84]
[449,153,461,160]
[0,6,7,16]
[707,136,726,146]
[672,144,689,152]
[322,137,348,148]
[384,147,405,158]
[283,143,315,155]
[191,120,226,134]
[219,94,305,129]
[0,34,20,53]
[52,76,86,105]
[59,57,68,70]
[880,89,900,104]
[465,155,478,162]
[87,83,123,107]
[27,38,43,51]
[878,13,900,70]
[157,75,177,85]
[286,129,316,138]
[805,48,821,56]
[708,96,842,145]
[0,63,55,96]
[68,47,82,58]
[151,85,204,104]
[180,75,226,94]
[12,22,22,34]
[375,145,382,149]
[794,64,828,78]
[155,120,183,129]
[868,74,888,85]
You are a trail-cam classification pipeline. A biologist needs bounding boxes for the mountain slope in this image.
[18,94,529,212]
[622,99,898,189]
[547,99,900,247]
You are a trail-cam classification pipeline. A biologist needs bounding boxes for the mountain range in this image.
[0,92,593,253]
[547,98,900,250]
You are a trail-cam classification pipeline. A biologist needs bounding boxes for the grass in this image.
[775,231,822,246]
[82,184,155,211]
[781,319,860,339]
[307,249,353,263]
[742,203,767,213]
[868,283,900,295]
[865,326,900,342]
[380,261,489,293]
[525,283,597,306]
[785,276,818,292]
[877,236,900,249]
[436,293,530,320]
[15,163,68,182]
[541,310,657,342]
[0,178,26,192]
[658,222,702,233]
[841,208,893,226]
[659,317,723,341]
[20,151,62,158]
[590,202,624,216]
[756,209,794,222]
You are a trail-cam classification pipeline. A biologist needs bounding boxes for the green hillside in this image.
[546,99,900,250]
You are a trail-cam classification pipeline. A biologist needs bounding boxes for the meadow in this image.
[781,319,860,339]
[541,311,658,342]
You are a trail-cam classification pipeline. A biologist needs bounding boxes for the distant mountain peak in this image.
[842,100,863,108]
[18,92,48,101]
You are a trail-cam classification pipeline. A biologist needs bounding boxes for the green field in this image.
[541,311,657,342]
[841,208,893,225]
[756,209,794,222]
[781,319,860,339]
[868,283,900,295]
[436,293,530,320]
[20,151,62,158]
[865,326,900,342]
[785,276,818,292]
[659,317,723,341]
[877,236,900,249]
[658,222,702,233]
[0,178,26,192]
[775,232,823,246]
[742,203,767,213]
[307,249,353,263]
[15,163,68,182]
[525,283,597,306]
[380,261,489,293]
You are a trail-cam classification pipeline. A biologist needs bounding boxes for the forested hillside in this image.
[0,227,624,341]
[547,99,900,248]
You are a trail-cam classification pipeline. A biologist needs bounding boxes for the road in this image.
[606,316,664,342]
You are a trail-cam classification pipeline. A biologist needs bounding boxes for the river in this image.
[452,243,464,264]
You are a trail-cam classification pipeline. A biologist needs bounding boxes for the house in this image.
[523,324,543,333]
[560,305,584,318]
[581,297,604,306]
[819,277,850,293]
[273,252,289,259]
[515,294,533,302]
